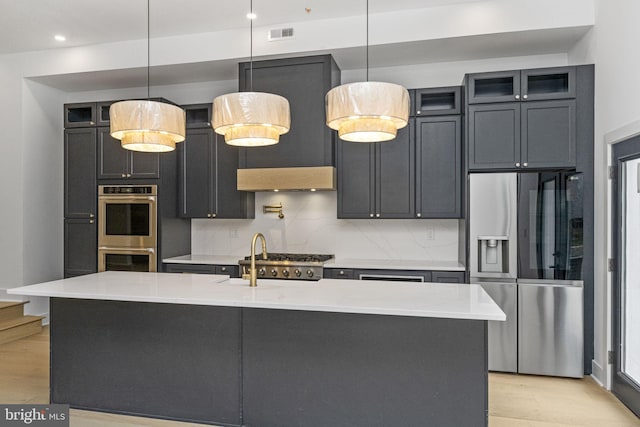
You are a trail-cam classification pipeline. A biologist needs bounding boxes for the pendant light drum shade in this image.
[326,81,410,142]
[110,100,186,153]
[212,92,290,147]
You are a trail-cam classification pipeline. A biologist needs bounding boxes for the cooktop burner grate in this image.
[242,253,333,263]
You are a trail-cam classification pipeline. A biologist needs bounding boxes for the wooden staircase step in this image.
[0,315,43,345]
[0,301,28,323]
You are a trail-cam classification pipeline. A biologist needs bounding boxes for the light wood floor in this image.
[2,327,639,427]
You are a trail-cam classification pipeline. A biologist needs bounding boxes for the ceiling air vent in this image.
[268,27,294,41]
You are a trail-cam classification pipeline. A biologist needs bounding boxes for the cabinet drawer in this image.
[164,264,216,274]
[324,268,355,280]
[431,271,466,283]
[215,265,240,277]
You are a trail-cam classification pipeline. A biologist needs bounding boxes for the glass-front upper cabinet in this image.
[467,67,576,104]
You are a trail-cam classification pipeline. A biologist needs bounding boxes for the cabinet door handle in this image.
[523,94,528,100]
[220,267,227,272]
[369,213,374,218]
[127,174,131,178]
[212,213,217,218]
[375,213,381,218]
[416,213,422,218]
[89,214,95,218]
[416,110,421,115]
[523,162,528,167]
[515,162,521,167]
[121,173,126,178]
[89,220,94,224]
[207,213,212,218]
[515,94,520,100]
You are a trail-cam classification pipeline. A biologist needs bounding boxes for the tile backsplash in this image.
[192,192,461,261]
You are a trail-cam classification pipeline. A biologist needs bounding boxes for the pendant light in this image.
[109,0,186,153]
[212,0,290,147]
[325,0,409,143]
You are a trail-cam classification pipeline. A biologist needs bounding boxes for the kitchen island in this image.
[9,271,504,427]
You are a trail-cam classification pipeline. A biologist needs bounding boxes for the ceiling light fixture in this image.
[212,0,290,147]
[325,0,409,143]
[54,35,66,42]
[109,0,185,153]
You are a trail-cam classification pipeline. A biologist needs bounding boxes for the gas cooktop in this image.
[238,253,334,281]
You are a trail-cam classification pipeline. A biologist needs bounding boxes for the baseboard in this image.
[591,360,606,388]
[0,289,24,302]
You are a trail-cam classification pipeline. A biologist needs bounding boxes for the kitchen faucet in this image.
[242,233,268,287]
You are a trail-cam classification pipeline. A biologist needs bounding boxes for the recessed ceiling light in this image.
[54,35,66,42]
[246,12,257,20]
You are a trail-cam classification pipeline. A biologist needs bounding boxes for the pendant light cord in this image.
[366,0,369,82]
[249,0,253,91]
[147,0,150,100]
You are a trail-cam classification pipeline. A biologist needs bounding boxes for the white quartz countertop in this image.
[8,272,503,321]
[326,258,466,271]
[164,254,465,271]
[162,254,243,265]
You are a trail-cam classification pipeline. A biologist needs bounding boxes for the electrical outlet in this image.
[425,227,435,240]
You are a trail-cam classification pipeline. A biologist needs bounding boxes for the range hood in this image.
[237,166,336,192]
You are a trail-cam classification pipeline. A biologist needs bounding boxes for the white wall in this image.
[568,0,640,388]
[0,61,24,297]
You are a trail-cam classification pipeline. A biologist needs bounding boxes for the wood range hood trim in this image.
[237,166,336,191]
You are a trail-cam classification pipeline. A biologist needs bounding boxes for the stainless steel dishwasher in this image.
[518,279,584,378]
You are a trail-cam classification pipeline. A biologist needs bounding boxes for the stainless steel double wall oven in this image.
[98,185,158,272]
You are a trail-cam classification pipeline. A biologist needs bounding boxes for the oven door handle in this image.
[99,196,156,203]
[99,247,155,254]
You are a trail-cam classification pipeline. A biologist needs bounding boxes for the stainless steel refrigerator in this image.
[469,172,584,378]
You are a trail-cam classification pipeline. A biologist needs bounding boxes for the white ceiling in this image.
[6,0,592,92]
[0,0,485,54]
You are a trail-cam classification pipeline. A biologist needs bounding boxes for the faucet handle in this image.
[241,274,251,281]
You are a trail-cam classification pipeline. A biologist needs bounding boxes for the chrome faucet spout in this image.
[244,233,268,287]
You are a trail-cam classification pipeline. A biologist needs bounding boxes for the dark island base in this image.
[50,298,488,427]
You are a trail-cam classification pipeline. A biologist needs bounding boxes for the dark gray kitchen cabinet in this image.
[413,86,462,116]
[184,103,212,129]
[64,128,97,219]
[324,268,465,283]
[164,263,240,277]
[97,127,160,180]
[431,271,466,283]
[521,100,576,169]
[338,121,414,219]
[415,116,462,218]
[64,218,97,278]
[323,268,355,280]
[468,103,520,170]
[64,127,97,278]
[238,55,340,168]
[468,100,576,170]
[178,127,254,219]
[64,103,97,128]
[467,66,576,104]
